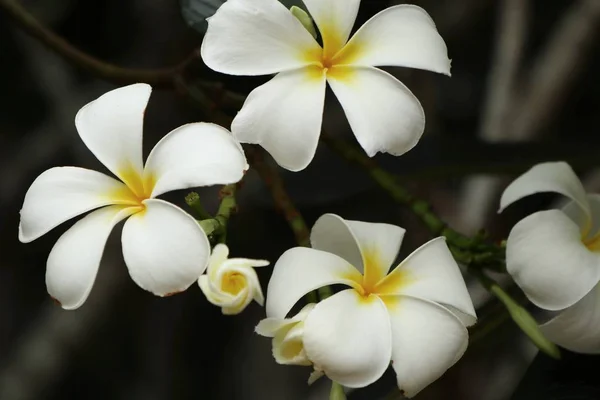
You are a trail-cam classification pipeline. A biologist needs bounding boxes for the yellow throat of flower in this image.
[343,249,413,306]
[302,23,363,82]
[110,164,156,208]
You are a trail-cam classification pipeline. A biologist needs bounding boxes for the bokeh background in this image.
[1,0,600,399]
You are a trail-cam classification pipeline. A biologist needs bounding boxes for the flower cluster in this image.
[19,84,248,309]
[257,214,476,397]
[24,0,592,396]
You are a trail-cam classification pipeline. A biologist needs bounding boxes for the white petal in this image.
[386,296,468,397]
[337,5,450,75]
[266,247,361,319]
[540,284,600,354]
[327,66,425,157]
[310,214,405,280]
[303,289,392,388]
[256,303,316,336]
[144,123,247,197]
[122,199,210,296]
[19,167,134,243]
[499,161,589,216]
[201,0,322,76]
[273,322,311,366]
[303,0,360,56]
[231,68,326,171]
[75,84,150,185]
[506,209,600,310]
[377,237,477,327]
[46,205,137,310]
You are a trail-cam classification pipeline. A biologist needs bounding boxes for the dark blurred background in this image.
[1,0,600,399]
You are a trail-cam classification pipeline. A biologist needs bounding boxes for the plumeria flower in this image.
[256,303,315,367]
[199,243,269,314]
[19,84,248,310]
[265,214,476,397]
[499,161,600,353]
[201,0,450,171]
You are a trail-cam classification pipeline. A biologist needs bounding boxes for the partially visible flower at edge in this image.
[201,0,450,171]
[199,243,269,314]
[499,161,600,354]
[19,83,248,310]
[263,214,476,397]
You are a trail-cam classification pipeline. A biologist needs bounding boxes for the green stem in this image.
[322,134,505,271]
[329,381,346,400]
[468,268,560,359]
[198,184,238,243]
[185,192,213,220]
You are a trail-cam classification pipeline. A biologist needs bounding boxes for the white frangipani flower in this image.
[19,84,248,310]
[265,214,476,397]
[198,243,269,314]
[500,161,600,354]
[255,303,315,367]
[201,0,450,171]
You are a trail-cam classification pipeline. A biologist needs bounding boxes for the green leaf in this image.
[491,284,561,359]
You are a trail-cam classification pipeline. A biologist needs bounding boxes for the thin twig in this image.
[246,147,311,247]
[198,184,239,243]
[0,0,196,87]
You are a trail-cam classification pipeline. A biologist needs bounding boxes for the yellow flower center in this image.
[584,233,600,252]
[221,271,247,296]
[343,249,413,306]
[108,164,156,210]
[302,23,364,82]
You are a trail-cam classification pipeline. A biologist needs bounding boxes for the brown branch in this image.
[0,0,195,87]
[245,146,311,247]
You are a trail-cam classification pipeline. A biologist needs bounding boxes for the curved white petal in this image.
[266,247,361,319]
[144,123,247,197]
[273,321,312,366]
[303,0,360,57]
[75,84,150,186]
[377,237,477,327]
[337,5,450,75]
[303,289,392,388]
[257,303,316,336]
[122,199,210,296]
[310,214,363,270]
[328,66,425,158]
[201,0,321,76]
[19,167,134,243]
[506,210,600,310]
[499,161,589,216]
[310,214,405,281]
[540,284,600,354]
[231,68,326,171]
[386,296,468,397]
[46,205,137,310]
